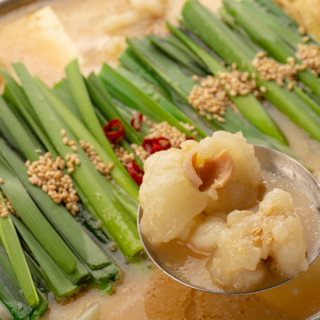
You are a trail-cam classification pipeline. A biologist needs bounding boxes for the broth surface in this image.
[151,170,320,293]
[1,0,320,319]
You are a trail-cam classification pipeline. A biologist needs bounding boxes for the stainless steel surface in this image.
[137,145,320,295]
[0,0,36,14]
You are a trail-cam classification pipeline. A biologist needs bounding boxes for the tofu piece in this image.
[0,6,80,86]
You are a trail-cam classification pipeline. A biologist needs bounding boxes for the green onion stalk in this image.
[65,60,139,200]
[0,245,34,319]
[122,36,292,154]
[166,22,287,145]
[222,0,320,97]
[0,188,39,309]
[181,0,320,143]
[10,63,142,259]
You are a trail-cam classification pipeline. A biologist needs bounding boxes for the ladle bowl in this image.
[137,145,320,295]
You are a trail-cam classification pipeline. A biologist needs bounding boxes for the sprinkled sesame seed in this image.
[80,140,114,178]
[0,197,16,218]
[297,44,320,76]
[62,137,69,145]
[109,242,117,252]
[189,72,252,122]
[252,53,305,88]
[25,152,79,215]
[260,86,267,93]
[302,36,310,43]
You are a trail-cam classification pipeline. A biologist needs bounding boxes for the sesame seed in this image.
[0,197,16,218]
[253,53,305,87]
[80,140,114,178]
[61,129,67,137]
[287,82,295,90]
[109,242,117,252]
[297,44,320,76]
[260,86,267,93]
[25,152,79,215]
[302,36,310,43]
[189,70,255,123]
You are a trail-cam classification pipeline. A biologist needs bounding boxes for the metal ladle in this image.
[137,145,320,294]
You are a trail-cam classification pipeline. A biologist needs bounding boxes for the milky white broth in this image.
[1,0,320,319]
[151,170,320,294]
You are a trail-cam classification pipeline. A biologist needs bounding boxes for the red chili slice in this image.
[103,119,125,144]
[130,112,143,131]
[127,161,144,186]
[142,137,171,154]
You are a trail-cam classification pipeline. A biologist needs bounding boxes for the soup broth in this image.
[149,170,320,293]
[1,0,320,319]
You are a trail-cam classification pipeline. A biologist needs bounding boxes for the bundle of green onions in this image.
[0,0,319,318]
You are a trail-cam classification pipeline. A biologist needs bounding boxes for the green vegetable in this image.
[0,193,39,309]
[0,154,77,274]
[11,215,79,298]
[0,246,33,319]
[223,0,320,97]
[13,63,142,258]
[100,62,196,137]
[181,0,320,143]
[166,22,287,145]
[1,69,57,158]
[35,78,139,217]
[86,72,144,145]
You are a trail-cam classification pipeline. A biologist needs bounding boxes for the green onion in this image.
[0,103,114,270]
[86,72,144,145]
[0,194,39,309]
[30,290,48,320]
[13,63,142,258]
[181,0,320,143]
[150,35,208,76]
[243,1,303,48]
[123,35,292,153]
[1,69,57,158]
[0,245,33,319]
[35,78,140,216]
[11,215,79,298]
[254,0,316,42]
[0,96,44,159]
[118,49,214,135]
[53,79,82,119]
[223,0,320,97]
[119,48,170,93]
[89,263,119,283]
[0,154,78,274]
[127,38,196,100]
[166,22,287,145]
[99,62,196,137]
[115,65,207,138]
[37,78,139,201]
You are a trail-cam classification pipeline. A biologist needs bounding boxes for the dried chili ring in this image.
[130,112,143,131]
[127,161,144,186]
[142,137,171,154]
[103,119,125,144]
